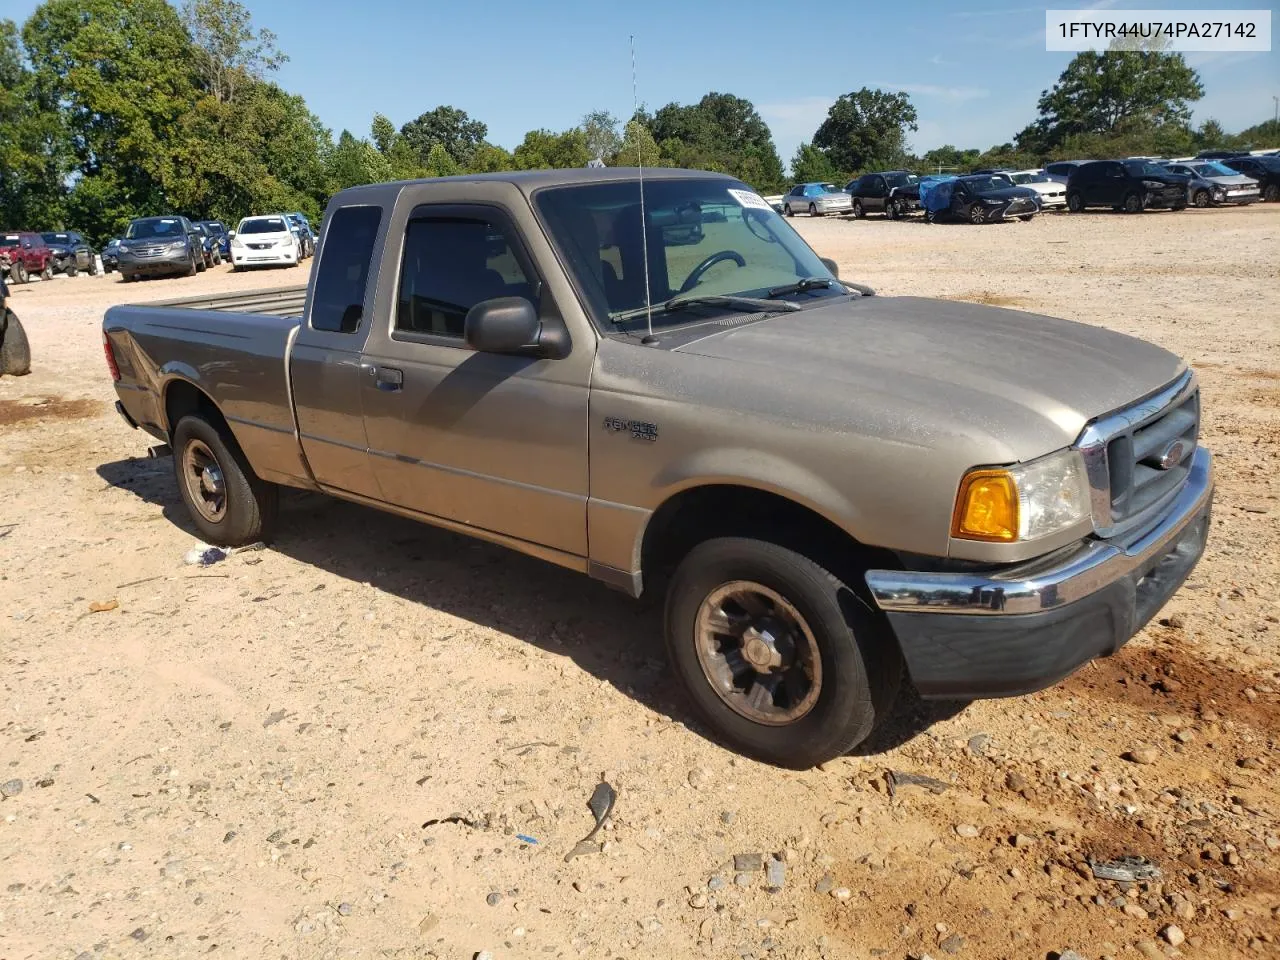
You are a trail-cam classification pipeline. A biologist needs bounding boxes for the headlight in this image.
[952,449,1090,543]
[231,237,244,248]
[1142,180,1165,189]
[982,198,1003,205]
[117,243,130,252]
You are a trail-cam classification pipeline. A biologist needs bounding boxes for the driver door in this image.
[867,176,888,212]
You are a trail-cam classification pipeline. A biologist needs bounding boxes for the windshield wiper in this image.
[610,294,798,325]
[766,277,840,299]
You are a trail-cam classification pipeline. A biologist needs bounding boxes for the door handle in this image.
[371,365,403,391]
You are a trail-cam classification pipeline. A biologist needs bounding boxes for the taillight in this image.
[103,331,120,381]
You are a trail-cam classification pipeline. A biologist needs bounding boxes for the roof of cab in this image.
[332,167,738,201]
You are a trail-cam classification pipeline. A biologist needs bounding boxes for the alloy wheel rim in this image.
[694,580,823,725]
[182,439,227,523]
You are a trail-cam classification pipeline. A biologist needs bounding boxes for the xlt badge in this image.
[604,416,658,441]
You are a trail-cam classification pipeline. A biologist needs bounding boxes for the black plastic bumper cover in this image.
[888,500,1211,700]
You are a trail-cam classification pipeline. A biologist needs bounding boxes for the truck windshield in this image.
[0,236,19,248]
[127,219,184,240]
[535,179,839,331]
[885,173,917,187]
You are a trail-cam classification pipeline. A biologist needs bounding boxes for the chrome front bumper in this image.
[866,447,1213,616]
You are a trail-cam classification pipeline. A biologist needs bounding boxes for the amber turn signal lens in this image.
[952,469,1018,542]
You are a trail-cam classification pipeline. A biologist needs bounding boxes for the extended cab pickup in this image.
[105,169,1213,768]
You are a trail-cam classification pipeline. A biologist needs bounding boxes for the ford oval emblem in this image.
[1156,439,1187,470]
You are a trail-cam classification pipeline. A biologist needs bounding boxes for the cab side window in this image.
[310,205,383,334]
[395,217,536,340]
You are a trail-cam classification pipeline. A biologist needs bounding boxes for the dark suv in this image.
[845,171,921,219]
[1066,160,1188,213]
[41,231,99,276]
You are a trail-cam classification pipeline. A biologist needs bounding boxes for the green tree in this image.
[400,106,487,169]
[326,130,391,191]
[918,144,980,173]
[466,142,515,173]
[608,119,661,167]
[581,109,622,162]
[789,143,836,183]
[182,0,287,104]
[0,17,69,228]
[371,113,397,153]
[423,142,460,178]
[370,112,424,179]
[513,128,591,169]
[812,88,918,176]
[1016,49,1202,153]
[649,93,786,191]
[1236,117,1280,147]
[22,0,200,238]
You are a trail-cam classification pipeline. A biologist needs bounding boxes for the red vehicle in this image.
[0,231,56,283]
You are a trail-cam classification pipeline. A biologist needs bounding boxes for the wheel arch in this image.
[163,375,234,445]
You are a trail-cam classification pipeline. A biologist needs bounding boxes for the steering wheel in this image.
[679,250,746,294]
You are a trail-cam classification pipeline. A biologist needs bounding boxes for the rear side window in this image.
[311,205,382,334]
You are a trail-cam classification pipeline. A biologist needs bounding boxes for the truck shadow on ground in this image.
[97,455,969,760]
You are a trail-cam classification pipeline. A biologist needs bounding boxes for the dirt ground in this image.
[1,206,1277,960]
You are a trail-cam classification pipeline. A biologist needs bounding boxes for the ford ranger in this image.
[104,169,1213,768]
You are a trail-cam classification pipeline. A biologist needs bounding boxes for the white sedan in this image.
[1008,170,1067,209]
[230,215,301,270]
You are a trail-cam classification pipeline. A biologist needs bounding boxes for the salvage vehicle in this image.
[1008,170,1067,210]
[0,274,30,376]
[1066,160,1188,213]
[782,183,852,217]
[230,215,301,270]
[101,238,122,273]
[104,169,1214,769]
[190,223,223,268]
[117,216,205,281]
[197,221,231,257]
[0,232,56,282]
[285,213,316,258]
[1162,161,1259,207]
[925,174,1040,224]
[845,171,921,219]
[41,231,99,276]
[1221,155,1280,202]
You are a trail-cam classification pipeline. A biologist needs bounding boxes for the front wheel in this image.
[1123,191,1144,213]
[808,203,819,217]
[185,251,198,277]
[40,264,53,281]
[66,263,78,278]
[172,415,278,546]
[851,199,865,219]
[968,204,987,225]
[664,537,900,769]
[1066,192,1084,213]
[1265,183,1279,203]
[10,260,28,284]
[1193,189,1211,208]
[89,257,100,276]
[885,199,899,220]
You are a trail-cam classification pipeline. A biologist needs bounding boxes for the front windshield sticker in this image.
[727,188,773,211]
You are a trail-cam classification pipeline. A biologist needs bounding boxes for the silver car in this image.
[1163,161,1260,206]
[782,182,853,217]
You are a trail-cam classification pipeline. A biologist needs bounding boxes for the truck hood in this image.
[671,295,1186,460]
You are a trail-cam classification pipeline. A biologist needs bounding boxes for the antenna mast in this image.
[630,35,654,341]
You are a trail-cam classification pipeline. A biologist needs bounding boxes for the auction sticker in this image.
[727,188,773,211]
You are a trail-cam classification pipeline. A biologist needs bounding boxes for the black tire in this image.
[784,204,793,217]
[120,270,133,283]
[924,209,935,224]
[89,257,99,276]
[1171,203,1186,212]
[1192,189,1211,208]
[184,250,198,277]
[10,260,28,284]
[1018,213,1034,222]
[852,199,865,219]
[40,263,53,281]
[1123,191,1144,213]
[1066,191,1084,213]
[1264,183,1279,203]
[0,309,32,377]
[212,249,222,266]
[808,202,819,217]
[664,537,900,769]
[66,263,78,278]
[172,414,278,546]
[885,199,899,220]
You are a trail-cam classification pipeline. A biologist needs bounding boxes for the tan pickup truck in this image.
[104,169,1213,768]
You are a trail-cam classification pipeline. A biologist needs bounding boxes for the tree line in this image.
[2,1,1275,246]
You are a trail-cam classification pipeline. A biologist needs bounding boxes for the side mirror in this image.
[228,231,236,238]
[465,297,542,355]
[820,257,839,278]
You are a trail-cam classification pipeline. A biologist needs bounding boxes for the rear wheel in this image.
[40,263,53,281]
[665,537,900,769]
[808,202,819,217]
[10,260,28,284]
[1264,183,1279,203]
[88,256,100,276]
[0,309,32,377]
[1066,191,1084,212]
[1123,191,1144,213]
[172,414,277,546]
[66,263,78,278]
[184,250,198,277]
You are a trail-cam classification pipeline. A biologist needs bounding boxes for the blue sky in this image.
[7,0,1279,165]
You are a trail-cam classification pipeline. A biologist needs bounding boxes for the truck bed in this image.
[105,285,311,487]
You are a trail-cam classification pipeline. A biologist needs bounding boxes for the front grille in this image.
[1077,372,1199,539]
